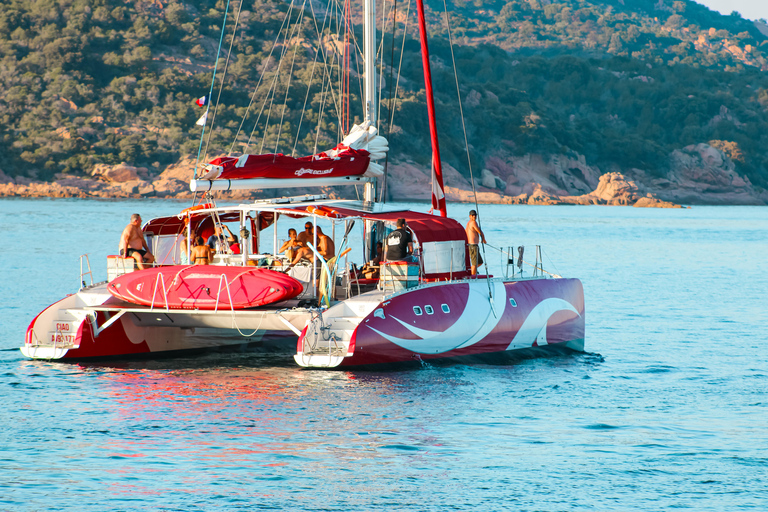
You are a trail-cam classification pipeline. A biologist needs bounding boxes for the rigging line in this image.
[380,0,397,201]
[306,0,343,123]
[230,5,294,155]
[203,0,244,164]
[303,0,344,136]
[311,11,341,151]
[274,0,308,157]
[193,0,231,179]
[387,0,411,131]
[247,64,282,150]
[257,63,283,154]
[245,3,297,150]
[312,0,345,150]
[247,9,300,151]
[258,3,303,154]
[376,0,389,132]
[440,0,494,307]
[314,58,333,155]
[293,0,334,156]
[352,30,365,127]
[381,0,411,201]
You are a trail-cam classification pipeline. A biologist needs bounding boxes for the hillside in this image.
[0,0,767,203]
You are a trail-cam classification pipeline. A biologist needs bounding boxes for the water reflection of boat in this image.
[21,0,584,367]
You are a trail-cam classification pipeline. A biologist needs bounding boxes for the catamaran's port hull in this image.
[22,283,309,360]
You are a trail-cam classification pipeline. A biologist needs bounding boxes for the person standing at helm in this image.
[465,209,486,275]
[384,218,414,262]
[120,213,155,270]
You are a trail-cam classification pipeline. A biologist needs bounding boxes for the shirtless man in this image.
[286,225,335,269]
[465,209,486,275]
[315,226,335,261]
[297,222,314,245]
[120,213,155,270]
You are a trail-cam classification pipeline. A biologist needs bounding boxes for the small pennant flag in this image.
[195,95,208,107]
[195,110,208,127]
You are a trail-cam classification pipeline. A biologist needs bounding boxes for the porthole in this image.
[425,305,434,315]
[509,298,518,307]
[441,304,450,313]
[413,306,423,316]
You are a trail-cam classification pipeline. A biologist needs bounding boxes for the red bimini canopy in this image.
[275,206,467,244]
[276,206,471,279]
[202,146,371,181]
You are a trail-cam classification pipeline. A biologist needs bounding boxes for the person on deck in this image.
[229,235,241,255]
[207,224,235,253]
[279,228,303,261]
[120,213,155,270]
[466,209,487,275]
[286,226,335,270]
[383,218,414,262]
[297,222,314,246]
[315,226,335,261]
[191,236,212,265]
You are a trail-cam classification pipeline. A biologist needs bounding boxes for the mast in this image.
[362,0,377,203]
[415,0,447,217]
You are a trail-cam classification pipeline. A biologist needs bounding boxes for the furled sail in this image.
[199,122,388,181]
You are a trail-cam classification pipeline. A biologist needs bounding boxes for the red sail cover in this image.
[207,146,371,180]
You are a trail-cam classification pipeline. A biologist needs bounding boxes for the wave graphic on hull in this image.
[366,282,506,354]
[505,298,581,350]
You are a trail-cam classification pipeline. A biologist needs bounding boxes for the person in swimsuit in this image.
[191,236,212,265]
[286,226,334,270]
[465,209,486,275]
[279,228,303,261]
[120,213,155,270]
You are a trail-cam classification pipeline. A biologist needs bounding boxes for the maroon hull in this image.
[341,278,584,366]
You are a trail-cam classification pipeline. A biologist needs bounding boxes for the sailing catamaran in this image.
[21,0,585,367]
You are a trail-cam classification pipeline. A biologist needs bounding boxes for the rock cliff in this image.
[1,143,765,207]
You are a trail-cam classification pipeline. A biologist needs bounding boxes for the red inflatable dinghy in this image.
[108,265,303,310]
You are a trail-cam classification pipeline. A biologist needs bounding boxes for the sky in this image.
[694,0,768,21]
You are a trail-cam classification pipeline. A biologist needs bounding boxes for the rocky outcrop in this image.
[1,143,764,207]
[630,143,767,205]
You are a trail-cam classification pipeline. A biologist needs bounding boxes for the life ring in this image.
[305,205,342,219]
[178,203,213,218]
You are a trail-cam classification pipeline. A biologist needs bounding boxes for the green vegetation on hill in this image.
[0,0,767,189]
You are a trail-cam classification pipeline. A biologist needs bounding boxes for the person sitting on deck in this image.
[383,218,415,263]
[191,236,212,265]
[285,226,335,270]
[360,242,383,279]
[296,222,314,246]
[119,213,155,270]
[279,228,303,261]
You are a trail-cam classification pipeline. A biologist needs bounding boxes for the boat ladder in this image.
[298,311,356,365]
[79,254,94,290]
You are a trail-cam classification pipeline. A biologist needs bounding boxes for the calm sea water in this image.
[1,198,766,511]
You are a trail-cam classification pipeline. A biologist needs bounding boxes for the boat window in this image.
[509,298,517,307]
[425,305,434,315]
[413,306,423,316]
[441,304,450,313]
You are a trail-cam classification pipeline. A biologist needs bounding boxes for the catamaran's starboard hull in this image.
[22,284,309,360]
[295,278,584,367]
